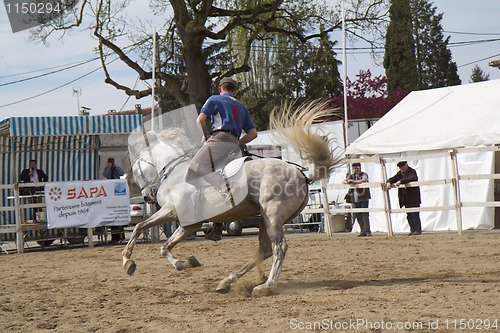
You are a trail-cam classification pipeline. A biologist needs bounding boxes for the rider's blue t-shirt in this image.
[200,93,255,139]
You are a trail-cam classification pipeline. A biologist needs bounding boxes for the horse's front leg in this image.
[161,222,203,270]
[122,206,176,275]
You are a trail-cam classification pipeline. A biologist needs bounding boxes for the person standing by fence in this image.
[103,158,125,180]
[386,161,422,236]
[103,157,125,243]
[343,162,371,237]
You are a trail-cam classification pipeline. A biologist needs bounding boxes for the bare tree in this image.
[30,0,389,110]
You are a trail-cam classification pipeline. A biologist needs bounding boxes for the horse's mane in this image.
[269,100,344,180]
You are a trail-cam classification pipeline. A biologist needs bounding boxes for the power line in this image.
[0,57,120,109]
[2,31,498,108]
[457,53,500,68]
[444,30,500,36]
[3,34,499,88]
[0,40,146,87]
[0,58,99,79]
[0,57,99,87]
[448,37,500,47]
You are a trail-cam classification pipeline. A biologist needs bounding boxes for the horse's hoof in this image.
[188,256,202,268]
[124,260,136,276]
[252,284,274,297]
[216,281,231,294]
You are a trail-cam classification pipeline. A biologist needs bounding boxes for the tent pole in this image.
[320,179,333,236]
[380,157,393,237]
[450,149,463,235]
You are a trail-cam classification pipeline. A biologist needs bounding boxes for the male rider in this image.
[187,77,257,241]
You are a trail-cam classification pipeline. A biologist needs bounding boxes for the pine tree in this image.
[384,0,419,92]
[410,0,461,89]
[469,65,490,83]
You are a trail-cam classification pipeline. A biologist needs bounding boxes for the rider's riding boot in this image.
[205,222,223,241]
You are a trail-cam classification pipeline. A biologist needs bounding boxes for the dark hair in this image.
[352,162,361,167]
[397,161,407,168]
[29,159,37,164]
[108,158,115,164]
[220,82,237,92]
[219,77,238,92]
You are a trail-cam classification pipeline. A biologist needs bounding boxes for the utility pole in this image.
[342,0,349,149]
[151,28,156,131]
[73,87,81,115]
[155,30,163,129]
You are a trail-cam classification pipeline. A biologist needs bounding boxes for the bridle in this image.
[133,156,160,192]
[133,150,196,192]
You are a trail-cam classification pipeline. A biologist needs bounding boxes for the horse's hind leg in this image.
[122,206,176,275]
[252,234,287,297]
[216,217,272,293]
[161,222,203,270]
[251,210,289,297]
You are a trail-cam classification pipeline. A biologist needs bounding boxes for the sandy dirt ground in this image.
[0,230,499,333]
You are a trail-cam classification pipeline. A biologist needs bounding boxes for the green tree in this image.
[411,0,461,89]
[469,64,490,83]
[384,0,419,92]
[238,32,342,131]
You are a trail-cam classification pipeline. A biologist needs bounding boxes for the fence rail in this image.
[301,146,499,237]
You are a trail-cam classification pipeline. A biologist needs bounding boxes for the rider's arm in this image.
[197,113,210,141]
[239,128,257,145]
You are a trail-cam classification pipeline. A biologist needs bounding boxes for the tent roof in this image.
[346,79,500,155]
[0,115,142,137]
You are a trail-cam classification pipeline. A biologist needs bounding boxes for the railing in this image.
[297,146,499,237]
[1,182,148,254]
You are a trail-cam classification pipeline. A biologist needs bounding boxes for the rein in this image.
[134,150,196,192]
[244,151,312,182]
[158,151,196,182]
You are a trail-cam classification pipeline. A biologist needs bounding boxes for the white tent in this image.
[344,79,500,233]
[347,79,500,155]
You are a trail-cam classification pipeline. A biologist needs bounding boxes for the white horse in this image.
[124,101,343,296]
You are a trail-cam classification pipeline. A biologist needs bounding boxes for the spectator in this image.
[19,159,48,195]
[103,158,125,180]
[343,162,371,237]
[386,161,422,236]
[103,157,125,243]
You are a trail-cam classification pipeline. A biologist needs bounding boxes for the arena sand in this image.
[0,231,499,332]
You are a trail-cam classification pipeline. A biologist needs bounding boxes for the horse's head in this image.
[128,127,199,205]
[131,156,160,204]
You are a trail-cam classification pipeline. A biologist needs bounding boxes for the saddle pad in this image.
[223,156,251,178]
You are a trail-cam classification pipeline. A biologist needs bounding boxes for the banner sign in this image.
[45,179,131,229]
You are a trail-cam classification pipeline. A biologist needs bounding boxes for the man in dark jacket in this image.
[103,157,125,243]
[19,160,48,194]
[103,158,125,180]
[386,161,422,235]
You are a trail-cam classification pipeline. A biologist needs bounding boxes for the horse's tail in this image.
[269,100,344,181]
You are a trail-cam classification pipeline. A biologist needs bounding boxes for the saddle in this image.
[222,156,252,178]
[186,156,252,188]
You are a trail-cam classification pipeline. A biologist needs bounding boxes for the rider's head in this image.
[219,77,237,95]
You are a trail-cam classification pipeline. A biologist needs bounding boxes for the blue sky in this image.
[1,0,500,120]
